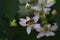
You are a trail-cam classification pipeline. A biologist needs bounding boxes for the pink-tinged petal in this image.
[26,26,32,35]
[36,28,42,32]
[33,15,39,23]
[19,18,27,26]
[31,6,41,11]
[38,0,43,4]
[37,32,45,38]
[44,8,50,12]
[33,24,41,29]
[46,2,55,7]
[38,0,45,5]
[46,31,55,37]
[43,8,50,14]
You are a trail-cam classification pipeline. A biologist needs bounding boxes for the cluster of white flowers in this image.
[19,0,58,38]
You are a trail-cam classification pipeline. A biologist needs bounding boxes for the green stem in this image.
[40,0,48,25]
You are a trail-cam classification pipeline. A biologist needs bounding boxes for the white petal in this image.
[26,17,30,21]
[36,28,42,32]
[38,0,42,4]
[46,31,55,37]
[38,0,45,4]
[43,8,50,14]
[47,24,51,28]
[33,15,39,23]
[19,18,26,21]
[46,2,55,7]
[38,0,42,3]
[50,23,58,31]
[44,8,50,12]
[19,18,27,26]
[33,24,41,29]
[37,32,45,38]
[31,6,41,11]
[26,26,32,35]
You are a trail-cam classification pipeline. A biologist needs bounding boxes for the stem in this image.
[40,0,48,25]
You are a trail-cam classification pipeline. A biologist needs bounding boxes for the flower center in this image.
[26,18,34,26]
[40,3,45,8]
[43,26,49,32]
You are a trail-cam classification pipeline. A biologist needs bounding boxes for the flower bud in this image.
[25,3,31,9]
[52,10,57,16]
[10,19,17,27]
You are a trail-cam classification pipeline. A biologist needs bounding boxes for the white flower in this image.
[19,15,40,35]
[36,24,57,38]
[38,0,55,7]
[31,0,55,14]
[37,31,55,38]
[31,5,42,11]
[46,0,55,7]
[45,0,55,7]
[49,23,58,31]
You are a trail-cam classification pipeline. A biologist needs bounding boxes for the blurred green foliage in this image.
[0,0,60,40]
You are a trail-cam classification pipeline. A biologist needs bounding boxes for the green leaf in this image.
[4,0,18,19]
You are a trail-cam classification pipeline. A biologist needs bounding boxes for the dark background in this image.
[0,0,60,40]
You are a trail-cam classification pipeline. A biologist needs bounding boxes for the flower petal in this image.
[44,8,50,12]
[33,15,39,23]
[37,32,45,38]
[19,18,27,26]
[26,26,32,35]
[38,0,45,4]
[31,5,41,11]
[26,17,30,21]
[43,8,50,14]
[46,2,55,7]
[33,24,41,29]
[46,31,55,37]
[38,0,42,4]
[33,24,42,32]
[50,23,58,31]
